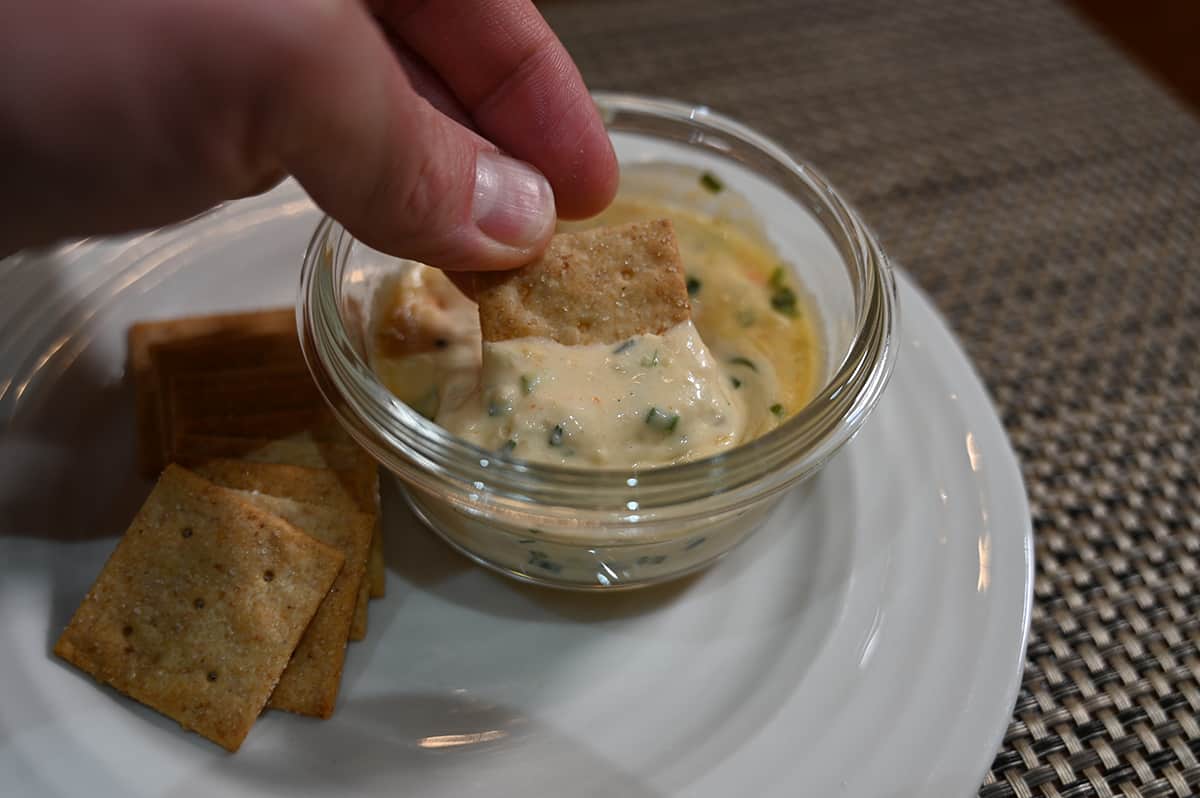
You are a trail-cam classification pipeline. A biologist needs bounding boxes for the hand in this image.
[0,0,619,268]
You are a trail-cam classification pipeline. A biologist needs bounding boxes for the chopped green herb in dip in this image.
[768,267,799,318]
[645,406,681,432]
[700,172,724,193]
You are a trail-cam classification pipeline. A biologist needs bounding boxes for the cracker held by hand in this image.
[53,465,344,752]
[470,219,691,346]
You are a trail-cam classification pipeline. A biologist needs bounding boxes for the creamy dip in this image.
[437,321,746,467]
[368,192,822,469]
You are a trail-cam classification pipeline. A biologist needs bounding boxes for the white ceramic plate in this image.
[0,182,1031,797]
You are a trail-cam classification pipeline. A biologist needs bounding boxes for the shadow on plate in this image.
[185,691,666,798]
[0,325,153,652]
[0,348,149,544]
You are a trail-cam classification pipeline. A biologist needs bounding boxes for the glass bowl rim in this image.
[297,92,899,518]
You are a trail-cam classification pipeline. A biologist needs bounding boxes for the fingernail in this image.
[472,150,555,248]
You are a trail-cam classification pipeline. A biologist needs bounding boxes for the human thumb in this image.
[272,4,555,270]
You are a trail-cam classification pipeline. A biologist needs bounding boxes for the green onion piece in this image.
[520,374,539,394]
[686,276,702,296]
[770,287,798,317]
[500,439,517,454]
[612,339,636,354]
[731,376,743,389]
[548,424,565,447]
[641,349,660,368]
[700,171,724,193]
[770,403,785,417]
[769,266,787,289]
[646,406,680,432]
[729,356,758,372]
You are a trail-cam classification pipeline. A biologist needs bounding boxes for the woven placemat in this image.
[543,0,1200,795]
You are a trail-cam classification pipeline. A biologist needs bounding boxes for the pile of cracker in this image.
[54,309,383,752]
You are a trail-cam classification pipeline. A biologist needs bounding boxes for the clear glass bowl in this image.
[297,93,898,590]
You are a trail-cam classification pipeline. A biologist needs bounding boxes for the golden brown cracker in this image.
[232,492,373,718]
[53,465,343,752]
[153,348,309,447]
[368,521,385,599]
[469,219,691,345]
[191,456,383,633]
[161,373,324,470]
[128,309,295,475]
[150,333,304,383]
[242,432,369,472]
[172,432,359,470]
[190,459,367,513]
[127,308,295,383]
[167,369,321,417]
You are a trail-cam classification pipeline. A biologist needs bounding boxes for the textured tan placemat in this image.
[543,1,1200,795]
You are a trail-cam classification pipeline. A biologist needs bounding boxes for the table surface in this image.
[541,0,1200,795]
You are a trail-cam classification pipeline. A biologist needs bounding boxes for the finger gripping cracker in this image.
[53,465,344,752]
[469,219,691,345]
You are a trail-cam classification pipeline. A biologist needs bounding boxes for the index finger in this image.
[372,0,618,219]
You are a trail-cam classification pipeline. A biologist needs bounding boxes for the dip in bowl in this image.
[298,93,898,590]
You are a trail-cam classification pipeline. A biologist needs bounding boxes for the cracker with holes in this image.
[185,432,385,612]
[240,435,386,607]
[468,219,691,346]
[192,458,381,640]
[53,465,344,752]
[231,492,373,718]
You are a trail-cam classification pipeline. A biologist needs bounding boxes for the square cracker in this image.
[367,520,385,599]
[468,219,691,346]
[127,308,295,384]
[191,452,382,640]
[232,492,373,718]
[172,432,361,472]
[53,465,343,752]
[240,433,384,609]
[128,309,295,475]
[190,459,372,514]
[149,331,304,375]
[190,432,384,612]
[161,372,326,469]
